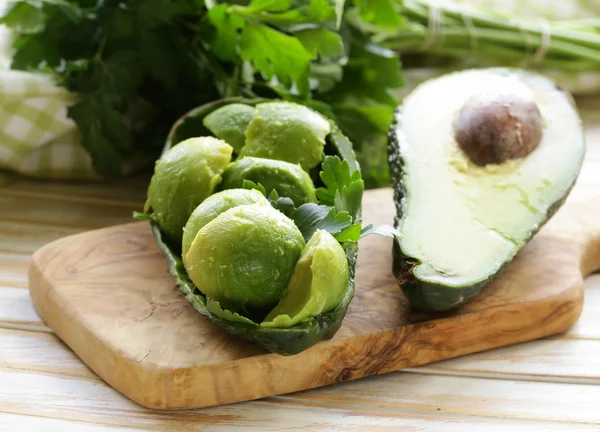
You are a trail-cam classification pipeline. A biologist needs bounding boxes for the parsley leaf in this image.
[208,5,245,62]
[334,222,361,243]
[240,22,311,95]
[0,1,45,34]
[295,28,344,59]
[293,204,352,242]
[319,30,403,187]
[242,180,297,217]
[244,0,340,27]
[316,155,364,219]
[267,189,297,218]
[242,179,267,196]
[68,97,131,176]
[247,0,293,13]
[360,223,402,238]
[334,176,363,219]
[354,0,404,29]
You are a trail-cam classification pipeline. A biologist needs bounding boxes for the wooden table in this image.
[0,98,599,430]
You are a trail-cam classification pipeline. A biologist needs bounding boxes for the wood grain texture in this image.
[0,414,148,432]
[2,367,600,431]
[0,221,83,255]
[413,337,600,384]
[0,287,48,332]
[0,194,139,230]
[27,174,600,409]
[0,328,94,378]
[0,254,29,288]
[289,372,600,424]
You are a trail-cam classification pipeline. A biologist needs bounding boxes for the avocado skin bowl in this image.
[147,98,361,355]
[387,69,585,312]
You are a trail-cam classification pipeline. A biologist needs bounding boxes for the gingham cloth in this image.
[0,22,97,179]
[0,70,99,179]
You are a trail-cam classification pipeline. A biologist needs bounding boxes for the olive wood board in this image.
[28,186,600,410]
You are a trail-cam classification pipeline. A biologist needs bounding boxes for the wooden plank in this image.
[0,221,84,254]
[0,414,146,432]
[0,287,49,332]
[291,372,600,424]
[0,187,143,209]
[6,176,149,203]
[0,194,139,230]
[0,328,93,378]
[413,337,600,384]
[0,368,597,431]
[0,253,29,288]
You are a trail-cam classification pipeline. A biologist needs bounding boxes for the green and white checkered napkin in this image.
[0,69,100,179]
[0,22,99,180]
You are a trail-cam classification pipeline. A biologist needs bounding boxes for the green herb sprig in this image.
[0,0,402,188]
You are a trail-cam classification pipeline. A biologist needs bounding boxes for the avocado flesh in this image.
[390,69,585,304]
[181,189,269,262]
[261,230,348,328]
[146,137,233,244]
[202,103,255,154]
[185,203,305,311]
[220,157,317,206]
[240,101,330,171]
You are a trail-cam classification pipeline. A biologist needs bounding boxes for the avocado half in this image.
[147,98,361,355]
[388,68,586,312]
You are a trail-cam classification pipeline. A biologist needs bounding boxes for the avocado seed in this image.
[454,92,543,166]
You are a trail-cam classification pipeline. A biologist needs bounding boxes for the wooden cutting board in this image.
[28,185,600,410]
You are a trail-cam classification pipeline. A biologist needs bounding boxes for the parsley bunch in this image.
[0,0,403,187]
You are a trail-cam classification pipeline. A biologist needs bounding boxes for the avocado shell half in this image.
[147,98,361,355]
[387,72,583,312]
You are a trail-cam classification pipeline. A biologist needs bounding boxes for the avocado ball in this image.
[185,204,305,311]
[240,101,330,171]
[146,137,233,243]
[220,157,316,206]
[182,189,269,262]
[454,90,543,166]
[202,104,255,154]
[262,229,349,328]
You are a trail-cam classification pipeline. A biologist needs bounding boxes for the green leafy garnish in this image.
[242,179,267,196]
[360,223,402,238]
[290,155,363,242]
[317,156,364,219]
[293,204,352,242]
[0,0,403,187]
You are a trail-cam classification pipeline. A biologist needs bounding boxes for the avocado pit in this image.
[454,92,543,166]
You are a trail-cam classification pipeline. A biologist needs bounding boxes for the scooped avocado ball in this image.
[220,157,316,206]
[185,204,305,310]
[182,189,269,262]
[262,230,349,328]
[202,104,255,154]
[146,137,233,243]
[240,101,330,171]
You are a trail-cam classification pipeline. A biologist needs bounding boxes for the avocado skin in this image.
[150,98,361,355]
[387,91,582,312]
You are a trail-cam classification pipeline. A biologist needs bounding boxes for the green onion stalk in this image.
[353,0,600,72]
